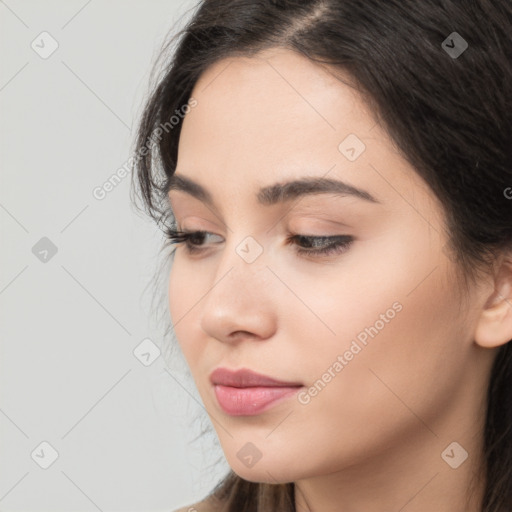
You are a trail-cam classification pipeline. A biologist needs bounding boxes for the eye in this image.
[286,234,354,257]
[164,228,222,254]
[164,227,354,258]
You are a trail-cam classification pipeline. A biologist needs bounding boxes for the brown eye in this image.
[164,228,223,254]
[286,234,354,257]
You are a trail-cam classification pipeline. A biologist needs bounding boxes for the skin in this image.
[167,48,512,512]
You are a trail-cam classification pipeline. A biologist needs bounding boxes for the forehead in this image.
[180,48,372,159]
[174,48,438,222]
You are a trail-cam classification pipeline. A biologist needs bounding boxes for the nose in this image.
[199,244,278,345]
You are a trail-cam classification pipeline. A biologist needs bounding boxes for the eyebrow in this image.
[167,173,381,208]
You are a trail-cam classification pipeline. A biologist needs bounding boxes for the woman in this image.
[130,1,512,510]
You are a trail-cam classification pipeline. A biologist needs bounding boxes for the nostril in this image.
[229,330,257,340]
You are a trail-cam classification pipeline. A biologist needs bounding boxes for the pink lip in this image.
[210,367,303,416]
[210,367,303,387]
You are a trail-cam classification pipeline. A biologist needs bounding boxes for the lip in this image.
[210,367,303,388]
[210,367,303,416]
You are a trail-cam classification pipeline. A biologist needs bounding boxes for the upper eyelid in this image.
[176,229,347,240]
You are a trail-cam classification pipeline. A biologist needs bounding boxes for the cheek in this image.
[296,254,465,442]
[290,235,465,423]
[168,263,182,331]
[168,260,199,360]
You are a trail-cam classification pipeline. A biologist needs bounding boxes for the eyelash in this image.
[163,227,354,257]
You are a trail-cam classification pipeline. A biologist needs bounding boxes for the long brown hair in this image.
[130,1,512,510]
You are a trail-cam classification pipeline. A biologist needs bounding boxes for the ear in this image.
[474,253,512,349]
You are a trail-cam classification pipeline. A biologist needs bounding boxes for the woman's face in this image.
[167,48,491,487]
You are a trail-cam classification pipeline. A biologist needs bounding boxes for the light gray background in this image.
[0,1,228,510]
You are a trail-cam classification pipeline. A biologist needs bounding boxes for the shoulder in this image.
[173,496,222,512]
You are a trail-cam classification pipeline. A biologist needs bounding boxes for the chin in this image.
[228,458,298,484]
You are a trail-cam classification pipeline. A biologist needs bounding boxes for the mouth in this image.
[210,367,304,416]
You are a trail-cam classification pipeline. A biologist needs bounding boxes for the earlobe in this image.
[474,260,512,349]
